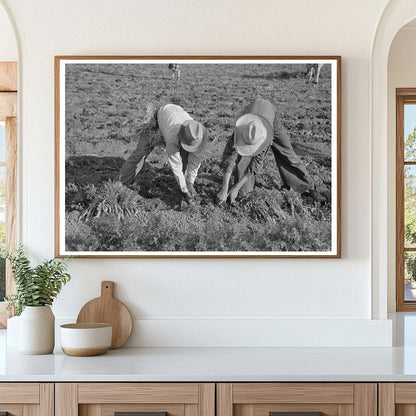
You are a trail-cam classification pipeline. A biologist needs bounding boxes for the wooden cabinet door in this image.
[55,383,215,416]
[217,383,377,416]
[379,383,416,416]
[0,383,53,416]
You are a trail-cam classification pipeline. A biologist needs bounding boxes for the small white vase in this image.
[19,306,55,354]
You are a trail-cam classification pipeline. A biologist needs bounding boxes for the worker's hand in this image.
[186,182,197,198]
[228,186,239,205]
[216,187,228,205]
[182,191,193,204]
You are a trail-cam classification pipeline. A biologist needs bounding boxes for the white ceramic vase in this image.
[19,306,55,354]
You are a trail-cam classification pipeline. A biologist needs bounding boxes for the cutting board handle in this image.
[101,281,115,298]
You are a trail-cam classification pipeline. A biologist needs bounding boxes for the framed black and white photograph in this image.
[55,56,341,258]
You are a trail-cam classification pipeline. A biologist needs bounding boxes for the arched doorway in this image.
[371,0,416,318]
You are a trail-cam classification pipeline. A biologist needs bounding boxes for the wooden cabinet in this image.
[217,383,377,416]
[55,383,215,416]
[0,383,53,416]
[0,380,411,416]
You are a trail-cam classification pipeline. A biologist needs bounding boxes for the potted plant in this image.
[5,246,71,354]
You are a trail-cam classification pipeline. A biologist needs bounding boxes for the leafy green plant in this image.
[4,246,71,316]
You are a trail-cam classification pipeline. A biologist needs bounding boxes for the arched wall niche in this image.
[371,0,416,318]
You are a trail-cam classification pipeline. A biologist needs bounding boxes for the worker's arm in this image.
[228,173,250,204]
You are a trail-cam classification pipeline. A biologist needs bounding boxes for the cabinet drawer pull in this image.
[270,413,323,416]
[115,412,168,416]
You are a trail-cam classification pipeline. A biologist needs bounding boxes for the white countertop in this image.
[2,313,416,382]
[2,345,416,382]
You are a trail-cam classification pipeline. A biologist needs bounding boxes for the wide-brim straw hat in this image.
[234,113,273,156]
[178,120,207,152]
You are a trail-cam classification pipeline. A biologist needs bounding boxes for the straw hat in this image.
[178,120,207,152]
[234,114,273,156]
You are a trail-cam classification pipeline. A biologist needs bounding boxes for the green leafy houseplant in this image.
[4,246,71,316]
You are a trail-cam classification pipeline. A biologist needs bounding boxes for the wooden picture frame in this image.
[55,56,341,258]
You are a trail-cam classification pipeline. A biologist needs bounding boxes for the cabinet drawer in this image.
[0,383,39,403]
[78,383,200,404]
[217,383,376,416]
[56,383,215,416]
[0,383,53,415]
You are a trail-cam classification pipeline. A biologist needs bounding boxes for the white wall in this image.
[0,3,16,61]
[0,0,393,347]
[387,26,416,312]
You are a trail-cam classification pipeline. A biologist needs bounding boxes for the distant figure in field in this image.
[217,97,326,205]
[306,63,323,84]
[119,104,208,204]
[168,63,181,80]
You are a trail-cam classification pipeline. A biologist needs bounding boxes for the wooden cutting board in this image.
[76,281,133,349]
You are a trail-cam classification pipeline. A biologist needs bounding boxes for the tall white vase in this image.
[19,306,55,354]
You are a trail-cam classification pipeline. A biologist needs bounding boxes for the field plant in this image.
[4,246,71,315]
[64,63,333,252]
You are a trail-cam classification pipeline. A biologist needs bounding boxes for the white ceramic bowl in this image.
[60,323,112,356]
